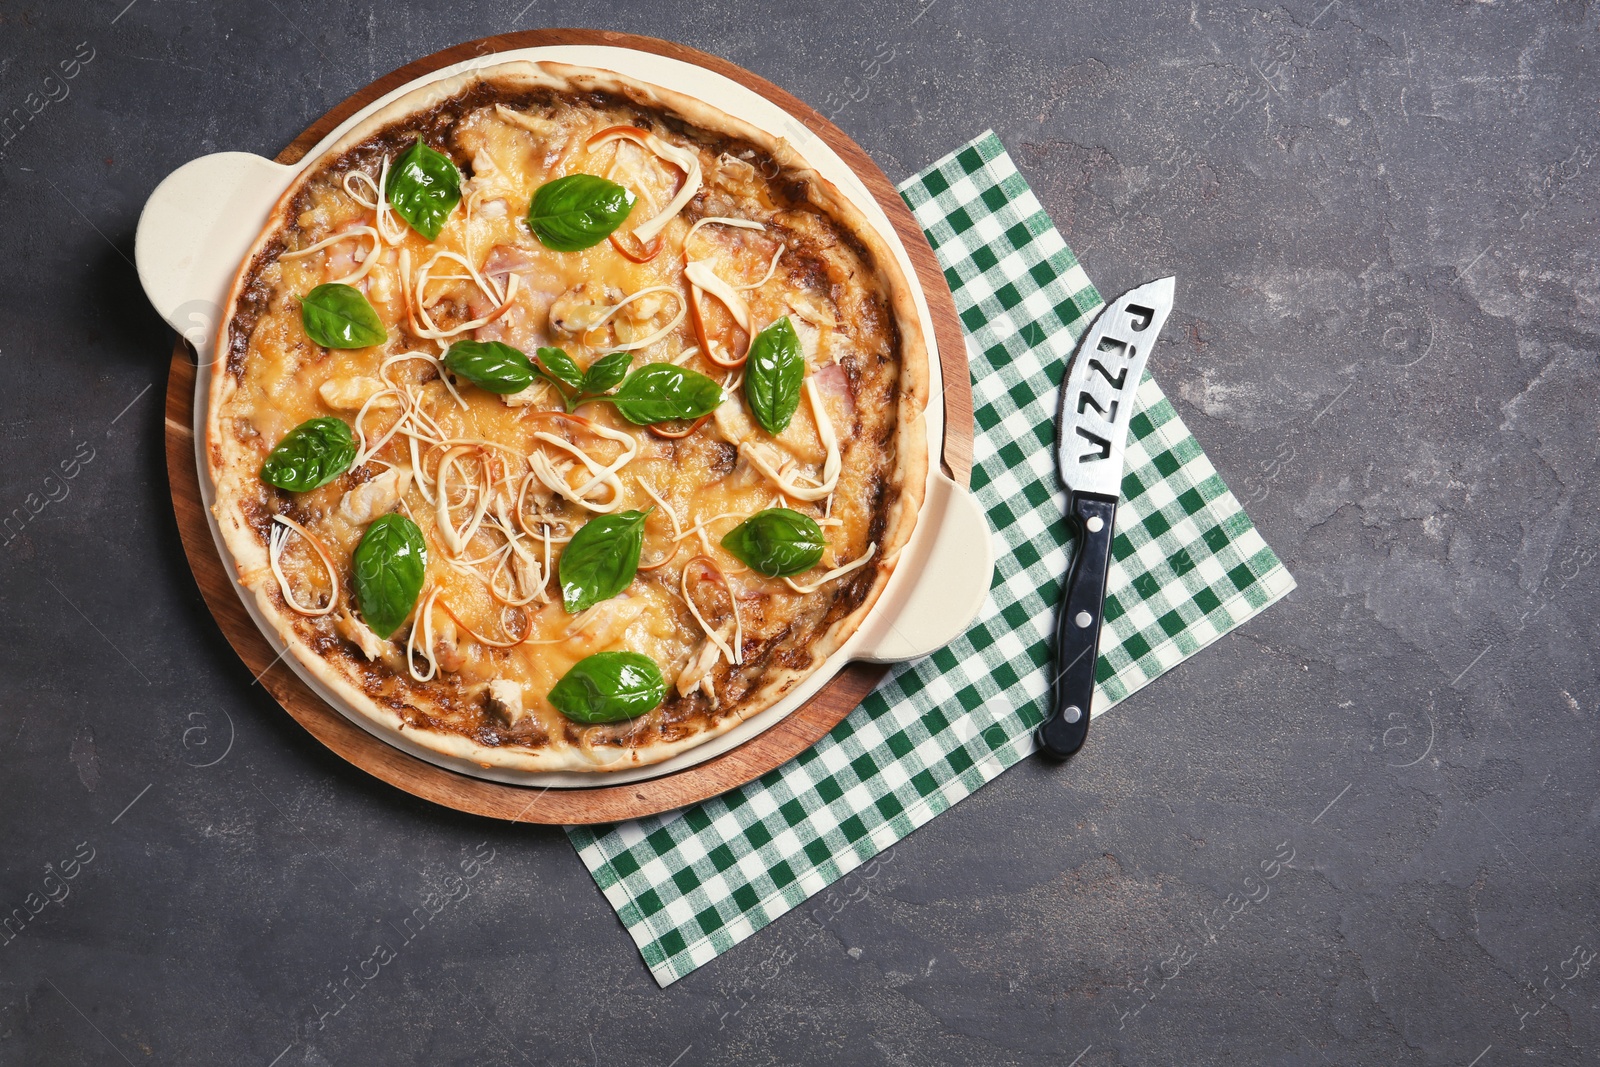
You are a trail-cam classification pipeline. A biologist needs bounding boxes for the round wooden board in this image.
[164,29,973,824]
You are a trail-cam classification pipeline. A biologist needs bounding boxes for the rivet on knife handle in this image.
[1039,493,1117,757]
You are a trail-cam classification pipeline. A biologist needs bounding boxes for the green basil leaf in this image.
[582,350,632,395]
[560,509,649,614]
[547,651,666,724]
[384,137,462,241]
[260,417,357,492]
[721,508,827,578]
[300,283,387,349]
[536,346,585,391]
[352,513,427,639]
[443,339,536,394]
[744,316,806,434]
[526,174,636,252]
[609,364,724,425]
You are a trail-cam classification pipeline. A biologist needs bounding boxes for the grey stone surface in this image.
[1,1,1596,1064]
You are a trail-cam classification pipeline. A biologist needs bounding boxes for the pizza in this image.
[207,59,928,773]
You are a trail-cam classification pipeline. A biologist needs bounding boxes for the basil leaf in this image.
[721,508,827,578]
[609,364,724,425]
[384,137,462,241]
[560,509,648,614]
[352,513,427,639]
[536,346,585,391]
[582,351,632,395]
[260,417,357,492]
[547,651,666,724]
[744,317,806,434]
[444,339,536,394]
[300,283,387,349]
[526,174,636,252]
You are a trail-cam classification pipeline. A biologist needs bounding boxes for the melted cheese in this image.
[225,99,901,744]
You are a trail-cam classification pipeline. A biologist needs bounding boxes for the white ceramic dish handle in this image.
[134,152,293,362]
[852,470,993,663]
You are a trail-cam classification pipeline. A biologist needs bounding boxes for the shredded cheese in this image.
[782,543,878,594]
[529,447,623,513]
[684,217,784,294]
[439,598,528,649]
[351,386,409,464]
[487,496,550,606]
[514,472,576,544]
[407,588,441,682]
[684,261,751,333]
[636,478,683,572]
[671,505,759,557]
[268,515,339,617]
[685,216,765,245]
[526,414,639,513]
[738,377,841,502]
[575,285,687,353]
[372,155,409,246]
[408,249,520,339]
[734,244,785,292]
[342,169,380,210]
[681,557,744,666]
[434,446,493,556]
[587,126,704,243]
[280,225,382,286]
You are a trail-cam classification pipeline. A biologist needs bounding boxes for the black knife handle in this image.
[1039,493,1118,758]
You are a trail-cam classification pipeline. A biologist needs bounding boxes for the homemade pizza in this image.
[207,60,928,773]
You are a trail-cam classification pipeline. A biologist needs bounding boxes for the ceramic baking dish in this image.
[135,44,992,788]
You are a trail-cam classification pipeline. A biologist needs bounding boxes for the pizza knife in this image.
[1039,276,1177,759]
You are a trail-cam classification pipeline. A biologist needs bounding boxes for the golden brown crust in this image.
[207,60,928,774]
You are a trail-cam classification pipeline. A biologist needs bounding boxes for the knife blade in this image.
[1039,276,1177,758]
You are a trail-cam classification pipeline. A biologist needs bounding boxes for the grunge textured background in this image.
[0,2,1595,1064]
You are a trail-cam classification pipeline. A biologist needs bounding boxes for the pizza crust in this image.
[206,59,929,774]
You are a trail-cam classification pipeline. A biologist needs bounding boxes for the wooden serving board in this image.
[163,29,973,824]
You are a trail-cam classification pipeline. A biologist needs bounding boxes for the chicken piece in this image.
[787,288,838,329]
[337,467,412,525]
[565,595,646,653]
[485,679,528,726]
[367,249,398,305]
[500,387,536,406]
[713,152,757,185]
[318,376,391,411]
[790,314,823,365]
[549,282,618,334]
[492,104,557,138]
[513,552,547,602]
[462,133,526,202]
[711,390,756,447]
[676,639,721,700]
[336,607,387,661]
[434,615,467,673]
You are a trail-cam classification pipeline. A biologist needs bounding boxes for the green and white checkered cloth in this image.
[568,130,1295,986]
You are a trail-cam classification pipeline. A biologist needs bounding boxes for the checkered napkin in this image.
[567,131,1296,986]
